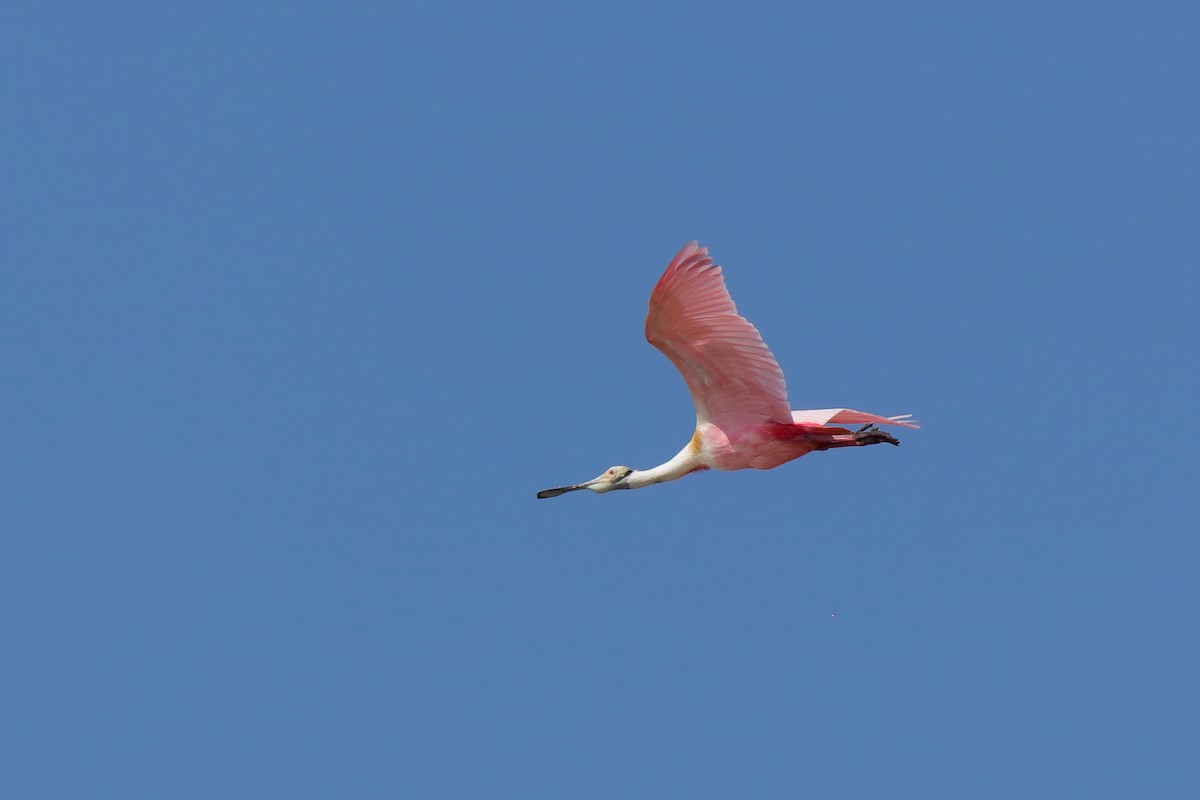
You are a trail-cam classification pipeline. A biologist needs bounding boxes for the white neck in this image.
[626,441,705,490]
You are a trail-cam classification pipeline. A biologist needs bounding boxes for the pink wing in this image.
[645,242,792,432]
[791,409,921,429]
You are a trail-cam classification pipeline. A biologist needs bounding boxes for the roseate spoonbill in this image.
[536,242,918,499]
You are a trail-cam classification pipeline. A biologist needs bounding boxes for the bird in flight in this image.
[537,242,917,499]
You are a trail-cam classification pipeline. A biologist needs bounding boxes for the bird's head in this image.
[536,466,633,499]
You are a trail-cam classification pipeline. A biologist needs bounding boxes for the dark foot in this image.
[855,424,899,446]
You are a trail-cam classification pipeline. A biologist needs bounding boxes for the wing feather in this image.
[791,409,921,429]
[644,242,792,431]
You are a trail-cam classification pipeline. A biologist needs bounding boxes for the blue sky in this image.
[3,2,1198,797]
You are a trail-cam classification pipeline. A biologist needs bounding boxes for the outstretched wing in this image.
[645,242,792,432]
[791,409,921,429]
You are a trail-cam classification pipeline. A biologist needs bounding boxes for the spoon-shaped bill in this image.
[536,483,588,499]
